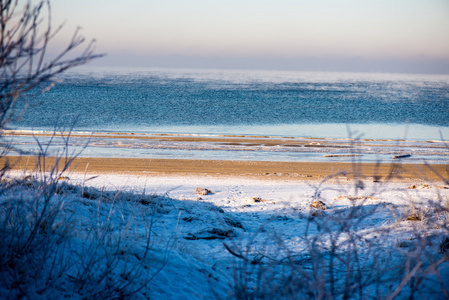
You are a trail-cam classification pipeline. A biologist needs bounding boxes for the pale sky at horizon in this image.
[49,0,449,74]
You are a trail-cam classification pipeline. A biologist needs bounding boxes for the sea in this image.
[7,68,449,164]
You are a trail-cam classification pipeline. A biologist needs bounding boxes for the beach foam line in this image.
[323,154,363,157]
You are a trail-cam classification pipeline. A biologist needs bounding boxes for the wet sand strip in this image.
[3,156,448,182]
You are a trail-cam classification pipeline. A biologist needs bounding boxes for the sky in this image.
[48,0,449,74]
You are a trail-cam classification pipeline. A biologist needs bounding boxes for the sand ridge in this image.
[5,130,446,150]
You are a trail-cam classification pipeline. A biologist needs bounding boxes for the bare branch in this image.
[0,0,104,137]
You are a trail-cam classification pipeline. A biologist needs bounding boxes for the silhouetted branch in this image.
[0,0,103,133]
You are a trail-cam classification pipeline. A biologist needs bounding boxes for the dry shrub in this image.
[225,156,449,299]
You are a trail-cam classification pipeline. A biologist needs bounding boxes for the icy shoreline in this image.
[5,130,449,164]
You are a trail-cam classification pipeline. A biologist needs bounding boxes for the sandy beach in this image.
[4,154,449,299]
[3,154,449,299]
[4,129,449,299]
[3,155,447,182]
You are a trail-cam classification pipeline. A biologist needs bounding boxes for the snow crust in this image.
[2,171,449,299]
